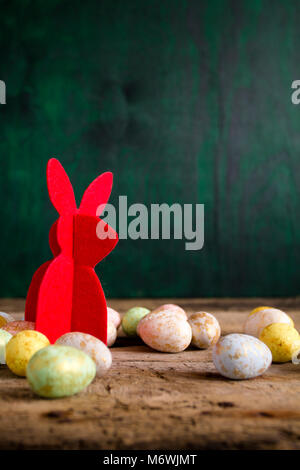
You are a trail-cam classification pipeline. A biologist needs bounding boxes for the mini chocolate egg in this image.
[138,311,192,353]
[6,330,50,376]
[27,345,96,398]
[151,304,187,319]
[0,330,12,364]
[122,307,150,337]
[259,323,300,363]
[0,312,15,326]
[107,321,117,347]
[56,332,112,377]
[107,307,121,328]
[244,308,293,337]
[213,334,272,380]
[2,320,35,336]
[188,312,221,349]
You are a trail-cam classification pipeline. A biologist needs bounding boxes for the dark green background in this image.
[0,0,299,298]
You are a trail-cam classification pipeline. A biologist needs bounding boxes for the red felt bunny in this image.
[25,159,118,344]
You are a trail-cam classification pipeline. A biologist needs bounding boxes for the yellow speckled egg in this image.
[2,320,35,336]
[0,312,15,326]
[107,321,117,347]
[244,308,293,338]
[213,334,272,379]
[56,332,112,377]
[151,304,187,320]
[259,323,300,363]
[188,312,221,349]
[27,345,96,398]
[6,330,50,376]
[0,330,13,364]
[249,306,272,316]
[107,307,121,328]
[122,307,150,336]
[138,311,192,353]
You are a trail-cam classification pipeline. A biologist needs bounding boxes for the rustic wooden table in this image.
[0,297,300,450]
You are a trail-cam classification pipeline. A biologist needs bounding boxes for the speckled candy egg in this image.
[56,332,112,377]
[213,334,272,380]
[188,312,221,349]
[107,307,121,328]
[2,320,35,336]
[122,307,150,336]
[138,311,192,353]
[6,330,50,376]
[27,345,96,398]
[0,312,15,327]
[0,330,12,364]
[151,304,187,320]
[107,321,117,347]
[259,323,300,363]
[244,308,293,338]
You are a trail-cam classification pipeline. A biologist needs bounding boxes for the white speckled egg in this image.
[213,333,272,380]
[0,330,12,364]
[0,312,15,326]
[107,307,121,328]
[138,312,192,353]
[107,321,117,347]
[55,332,112,377]
[188,312,221,349]
[244,308,293,338]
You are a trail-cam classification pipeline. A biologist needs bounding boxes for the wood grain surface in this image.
[0,297,300,450]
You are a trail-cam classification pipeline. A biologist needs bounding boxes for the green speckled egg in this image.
[26,345,96,398]
[122,307,150,336]
[0,329,12,364]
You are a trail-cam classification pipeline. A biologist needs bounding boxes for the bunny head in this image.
[47,158,118,265]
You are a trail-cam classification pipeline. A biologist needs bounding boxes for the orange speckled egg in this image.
[244,308,293,338]
[107,307,121,328]
[2,321,35,336]
[138,312,192,353]
[188,312,221,349]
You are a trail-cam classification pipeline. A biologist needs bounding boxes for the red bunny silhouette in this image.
[25,159,118,344]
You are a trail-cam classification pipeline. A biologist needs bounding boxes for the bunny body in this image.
[25,159,118,344]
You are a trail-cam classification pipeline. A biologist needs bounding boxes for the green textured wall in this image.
[0,0,299,298]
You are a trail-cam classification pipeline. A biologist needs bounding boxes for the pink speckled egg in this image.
[151,304,187,320]
[107,321,117,347]
[138,312,192,353]
[107,307,121,328]
[1,321,35,336]
[188,312,221,349]
[213,334,272,380]
[244,308,293,338]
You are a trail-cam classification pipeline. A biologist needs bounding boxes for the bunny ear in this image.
[79,172,113,216]
[47,158,77,215]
